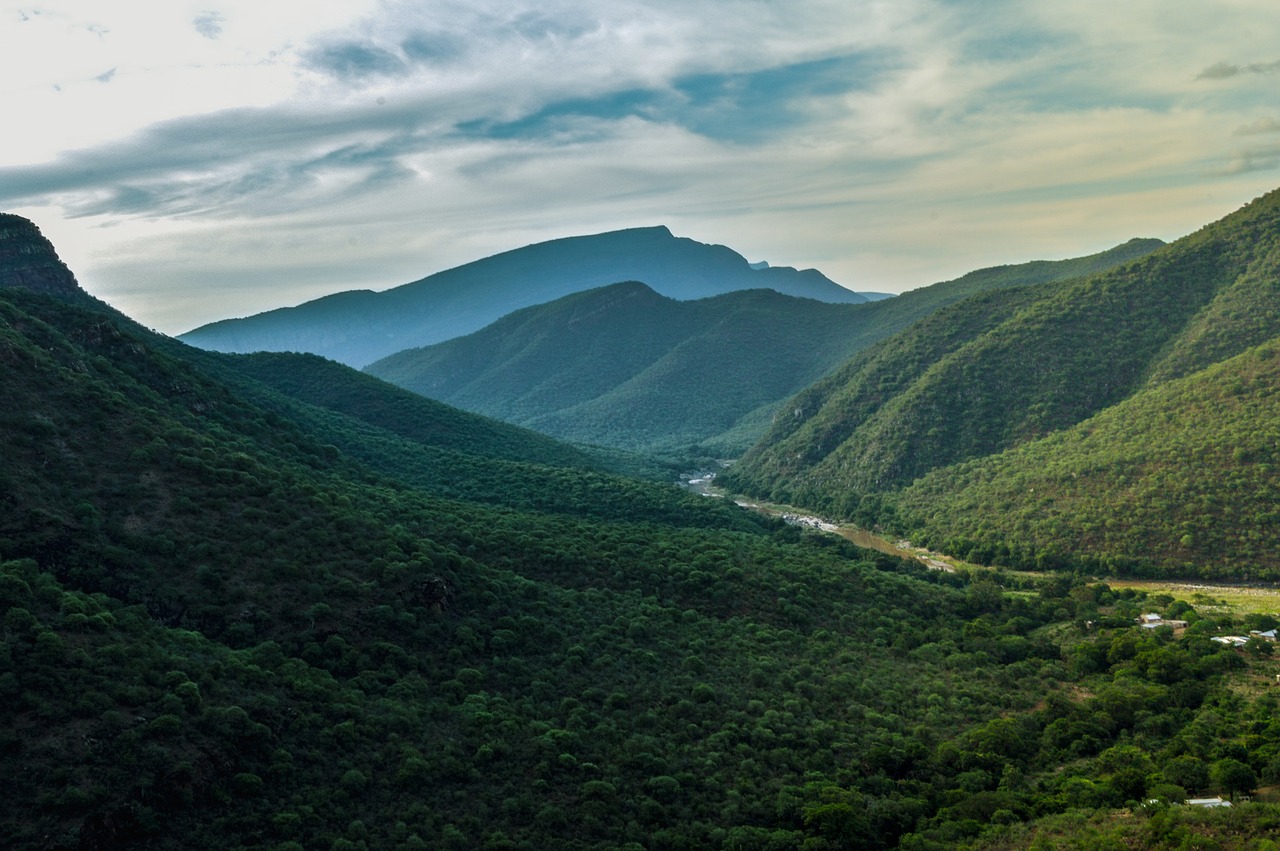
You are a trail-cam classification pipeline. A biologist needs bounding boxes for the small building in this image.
[1212,635,1250,647]
[1137,613,1188,629]
[1187,797,1232,808]
[1250,629,1278,641]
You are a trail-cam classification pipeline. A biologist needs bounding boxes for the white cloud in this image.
[2,0,1279,333]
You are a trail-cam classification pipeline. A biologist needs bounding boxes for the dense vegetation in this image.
[3,217,1276,850]
[179,225,867,368]
[896,341,1280,578]
[368,283,875,455]
[367,239,1160,456]
[219,350,603,470]
[725,189,1280,579]
[0,283,1036,848]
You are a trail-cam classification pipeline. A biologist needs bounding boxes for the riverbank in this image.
[681,470,955,571]
[682,473,1280,612]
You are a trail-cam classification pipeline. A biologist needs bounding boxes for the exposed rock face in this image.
[0,214,82,295]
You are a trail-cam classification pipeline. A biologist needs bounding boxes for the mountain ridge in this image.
[723,187,1280,578]
[367,238,1164,454]
[0,213,83,296]
[6,212,1280,849]
[179,225,869,367]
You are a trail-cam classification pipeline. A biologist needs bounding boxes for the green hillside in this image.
[368,282,705,423]
[724,189,1280,579]
[896,340,1280,578]
[368,283,872,454]
[0,249,1058,850]
[367,237,1162,456]
[13,218,1280,849]
[211,350,602,470]
[868,236,1164,333]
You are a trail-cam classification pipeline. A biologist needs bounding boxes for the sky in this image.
[2,1,1279,334]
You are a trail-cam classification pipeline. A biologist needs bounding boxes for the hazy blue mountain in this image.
[367,239,1164,454]
[179,225,869,367]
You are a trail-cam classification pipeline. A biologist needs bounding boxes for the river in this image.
[679,470,954,571]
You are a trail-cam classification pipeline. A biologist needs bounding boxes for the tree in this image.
[1210,757,1257,800]
[1162,754,1209,793]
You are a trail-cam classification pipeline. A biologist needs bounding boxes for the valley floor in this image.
[696,472,1280,617]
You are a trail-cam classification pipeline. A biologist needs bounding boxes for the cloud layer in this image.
[1,0,1279,332]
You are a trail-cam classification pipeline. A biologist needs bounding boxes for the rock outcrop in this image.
[0,214,82,295]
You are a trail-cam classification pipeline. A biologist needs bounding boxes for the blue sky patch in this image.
[457,51,896,145]
[401,31,464,64]
[305,42,408,80]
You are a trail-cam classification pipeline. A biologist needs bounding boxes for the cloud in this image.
[508,11,600,42]
[193,12,224,40]
[303,41,409,80]
[672,52,900,143]
[1234,117,1280,136]
[1197,59,1280,80]
[456,51,898,145]
[1220,144,1280,175]
[0,100,445,220]
[7,0,1280,335]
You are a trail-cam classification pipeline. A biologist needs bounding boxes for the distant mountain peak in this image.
[0,214,83,296]
[181,225,866,367]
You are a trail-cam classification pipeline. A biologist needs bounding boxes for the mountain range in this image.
[366,237,1162,454]
[0,213,1070,849]
[179,225,873,368]
[723,187,1280,579]
[5,209,1280,848]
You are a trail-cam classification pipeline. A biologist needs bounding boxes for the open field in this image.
[1104,579,1280,617]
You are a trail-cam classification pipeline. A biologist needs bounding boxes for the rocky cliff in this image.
[0,214,82,295]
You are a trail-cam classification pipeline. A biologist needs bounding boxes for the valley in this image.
[724,187,1280,582]
[6,199,1280,850]
[692,466,1280,614]
[802,511,1280,612]
[685,469,955,570]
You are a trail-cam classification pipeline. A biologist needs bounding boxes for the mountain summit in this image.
[0,214,82,296]
[179,226,867,367]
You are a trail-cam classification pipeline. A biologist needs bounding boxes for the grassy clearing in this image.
[1103,579,1280,616]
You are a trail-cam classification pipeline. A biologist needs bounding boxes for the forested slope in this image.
[210,350,601,470]
[6,217,1280,850]
[896,341,1280,577]
[368,283,872,454]
[366,238,1161,455]
[725,189,1280,579]
[0,253,1046,850]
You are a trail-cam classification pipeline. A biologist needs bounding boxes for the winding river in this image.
[679,470,954,571]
